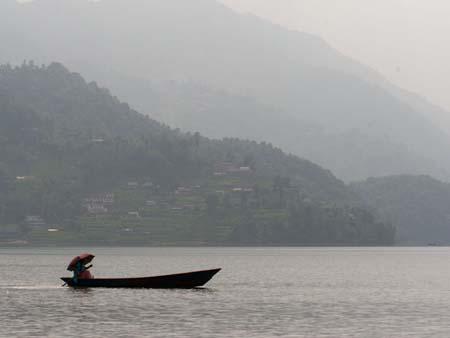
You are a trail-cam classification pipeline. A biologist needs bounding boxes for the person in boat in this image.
[73,261,93,283]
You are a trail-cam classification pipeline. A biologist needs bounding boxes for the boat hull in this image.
[61,268,221,289]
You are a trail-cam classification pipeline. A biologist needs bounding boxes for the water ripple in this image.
[1,247,450,337]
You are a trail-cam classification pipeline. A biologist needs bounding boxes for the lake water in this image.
[1,247,450,337]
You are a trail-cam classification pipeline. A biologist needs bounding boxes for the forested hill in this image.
[351,175,450,245]
[0,63,394,245]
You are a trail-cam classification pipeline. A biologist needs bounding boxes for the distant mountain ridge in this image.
[1,0,450,181]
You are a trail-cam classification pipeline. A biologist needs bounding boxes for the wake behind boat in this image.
[61,268,221,289]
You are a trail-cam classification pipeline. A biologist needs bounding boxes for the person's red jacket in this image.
[79,270,93,279]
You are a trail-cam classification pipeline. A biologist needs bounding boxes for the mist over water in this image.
[2,247,450,337]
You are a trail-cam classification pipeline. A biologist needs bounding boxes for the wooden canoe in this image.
[61,268,221,289]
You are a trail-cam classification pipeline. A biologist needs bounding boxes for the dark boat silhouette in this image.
[61,268,221,289]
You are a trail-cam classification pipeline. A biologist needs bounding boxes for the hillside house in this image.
[213,162,238,175]
[143,182,154,188]
[145,200,157,207]
[83,193,114,214]
[237,166,252,174]
[175,187,193,195]
[86,204,108,214]
[127,182,139,188]
[127,211,140,218]
[24,215,46,228]
[83,193,114,206]
[16,176,35,182]
[91,138,105,143]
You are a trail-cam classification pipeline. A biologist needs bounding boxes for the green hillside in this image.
[0,63,395,245]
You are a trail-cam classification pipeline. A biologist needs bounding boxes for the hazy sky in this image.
[15,0,450,110]
[220,0,450,111]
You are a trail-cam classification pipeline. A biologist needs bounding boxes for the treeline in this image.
[203,190,395,245]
